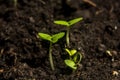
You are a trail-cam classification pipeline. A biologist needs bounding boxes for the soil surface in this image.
[0,0,120,80]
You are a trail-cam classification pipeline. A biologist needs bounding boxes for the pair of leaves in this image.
[65,48,77,56]
[64,59,77,70]
[54,17,83,27]
[38,32,65,43]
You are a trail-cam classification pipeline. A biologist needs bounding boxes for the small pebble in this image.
[114,26,117,30]
[112,62,118,68]
[111,50,117,56]
[0,69,4,73]
[112,71,119,76]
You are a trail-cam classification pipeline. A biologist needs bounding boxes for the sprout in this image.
[38,32,65,70]
[54,17,83,47]
[64,48,82,70]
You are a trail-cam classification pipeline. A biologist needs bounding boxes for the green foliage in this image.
[38,17,83,71]
[64,48,82,70]
[68,17,83,26]
[38,32,65,43]
[54,17,83,27]
[65,48,77,56]
[54,17,83,47]
[38,33,52,41]
[54,21,69,27]
[38,32,65,70]
[52,32,65,43]
[64,59,77,70]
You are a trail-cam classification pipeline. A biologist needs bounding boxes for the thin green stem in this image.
[77,53,82,64]
[14,0,17,8]
[49,42,54,70]
[66,27,70,47]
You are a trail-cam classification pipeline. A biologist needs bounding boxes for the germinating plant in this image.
[54,17,83,47]
[64,48,82,70]
[38,32,65,70]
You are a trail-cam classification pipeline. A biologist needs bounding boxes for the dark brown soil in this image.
[0,0,120,80]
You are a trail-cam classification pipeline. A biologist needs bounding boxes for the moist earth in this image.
[0,0,120,80]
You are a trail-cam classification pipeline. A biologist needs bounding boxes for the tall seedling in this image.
[38,32,65,70]
[54,17,83,47]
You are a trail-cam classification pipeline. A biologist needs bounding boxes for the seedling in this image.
[54,17,83,47]
[38,32,65,70]
[64,48,82,70]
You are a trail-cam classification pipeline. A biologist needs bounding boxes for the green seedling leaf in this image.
[52,32,65,43]
[54,20,69,27]
[65,48,71,56]
[64,59,77,70]
[70,49,77,56]
[69,17,83,26]
[65,48,77,56]
[38,33,52,42]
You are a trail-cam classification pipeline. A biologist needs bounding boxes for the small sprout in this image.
[38,32,65,70]
[54,17,83,47]
[64,48,82,70]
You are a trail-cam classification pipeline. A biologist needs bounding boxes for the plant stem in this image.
[77,53,82,64]
[49,42,54,70]
[14,0,17,8]
[66,27,70,47]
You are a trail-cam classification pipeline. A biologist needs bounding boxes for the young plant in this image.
[64,48,82,70]
[38,32,65,70]
[54,17,83,47]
